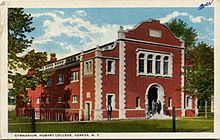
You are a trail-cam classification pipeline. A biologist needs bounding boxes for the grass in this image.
[8,112,214,133]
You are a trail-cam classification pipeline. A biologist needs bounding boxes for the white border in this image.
[0,0,219,139]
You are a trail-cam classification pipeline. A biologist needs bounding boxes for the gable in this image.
[124,20,182,47]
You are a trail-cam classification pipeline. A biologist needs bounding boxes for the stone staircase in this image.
[148,113,171,120]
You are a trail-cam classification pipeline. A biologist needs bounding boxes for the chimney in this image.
[151,20,160,24]
[50,53,57,62]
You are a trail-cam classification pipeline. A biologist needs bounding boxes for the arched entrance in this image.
[145,83,165,118]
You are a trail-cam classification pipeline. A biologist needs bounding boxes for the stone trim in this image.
[181,41,186,117]
[119,37,126,119]
[79,51,84,121]
[94,47,103,120]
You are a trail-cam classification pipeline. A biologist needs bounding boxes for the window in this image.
[163,56,169,75]
[149,29,162,38]
[186,96,192,109]
[106,59,115,74]
[137,50,172,77]
[71,71,79,82]
[168,97,172,108]
[136,97,141,109]
[58,97,62,103]
[86,92,90,98]
[138,53,145,73]
[57,74,64,84]
[72,95,78,103]
[36,97,40,104]
[46,97,49,104]
[45,79,51,87]
[84,60,93,75]
[106,94,115,109]
[147,54,153,74]
[155,56,161,74]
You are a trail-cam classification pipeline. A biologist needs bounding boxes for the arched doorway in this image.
[145,83,165,118]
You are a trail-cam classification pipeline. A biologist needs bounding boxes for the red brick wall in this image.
[101,43,120,119]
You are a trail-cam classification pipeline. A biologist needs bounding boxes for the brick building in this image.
[16,20,198,121]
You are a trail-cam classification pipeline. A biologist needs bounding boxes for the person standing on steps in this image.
[107,104,112,121]
[152,100,156,115]
[157,100,162,114]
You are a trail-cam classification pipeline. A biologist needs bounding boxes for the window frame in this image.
[155,55,161,75]
[57,74,64,85]
[106,59,116,75]
[84,60,93,76]
[58,96,62,103]
[72,95,78,103]
[137,50,173,78]
[186,95,193,109]
[36,97,40,104]
[70,71,79,82]
[138,53,145,74]
[106,93,116,110]
[136,96,141,110]
[163,56,169,75]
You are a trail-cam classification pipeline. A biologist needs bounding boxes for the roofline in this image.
[55,41,115,61]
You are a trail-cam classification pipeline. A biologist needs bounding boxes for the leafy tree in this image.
[166,19,198,53]
[185,42,214,118]
[8,8,49,105]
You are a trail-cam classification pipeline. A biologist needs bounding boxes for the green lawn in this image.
[8,112,213,133]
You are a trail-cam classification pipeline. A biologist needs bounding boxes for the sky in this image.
[24,8,214,59]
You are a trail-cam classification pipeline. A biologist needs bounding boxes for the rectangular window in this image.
[106,94,115,109]
[186,96,192,109]
[58,97,62,103]
[57,74,64,84]
[45,79,51,87]
[106,59,115,74]
[72,95,78,103]
[36,97,40,104]
[149,29,162,38]
[71,71,79,82]
[168,97,172,108]
[136,97,140,108]
[46,97,49,104]
[84,60,93,75]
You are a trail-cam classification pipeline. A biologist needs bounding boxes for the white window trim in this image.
[46,97,49,104]
[185,95,193,109]
[84,60,93,76]
[106,93,116,110]
[70,71,79,83]
[72,95,78,103]
[168,97,172,110]
[57,74,64,85]
[86,92,91,98]
[45,79,51,87]
[106,59,116,75]
[57,97,62,103]
[137,50,173,78]
[136,97,141,110]
[36,97,40,104]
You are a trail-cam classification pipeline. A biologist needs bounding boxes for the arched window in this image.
[147,54,153,74]
[138,53,145,73]
[163,56,169,75]
[155,56,161,74]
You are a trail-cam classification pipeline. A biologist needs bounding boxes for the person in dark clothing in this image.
[107,104,112,121]
[157,100,162,114]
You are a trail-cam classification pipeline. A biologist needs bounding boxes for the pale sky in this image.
[24,8,214,59]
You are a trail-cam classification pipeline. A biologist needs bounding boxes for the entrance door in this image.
[85,102,91,121]
[148,87,158,114]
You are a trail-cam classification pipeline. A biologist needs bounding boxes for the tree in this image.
[8,8,49,105]
[185,42,214,118]
[166,19,198,54]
